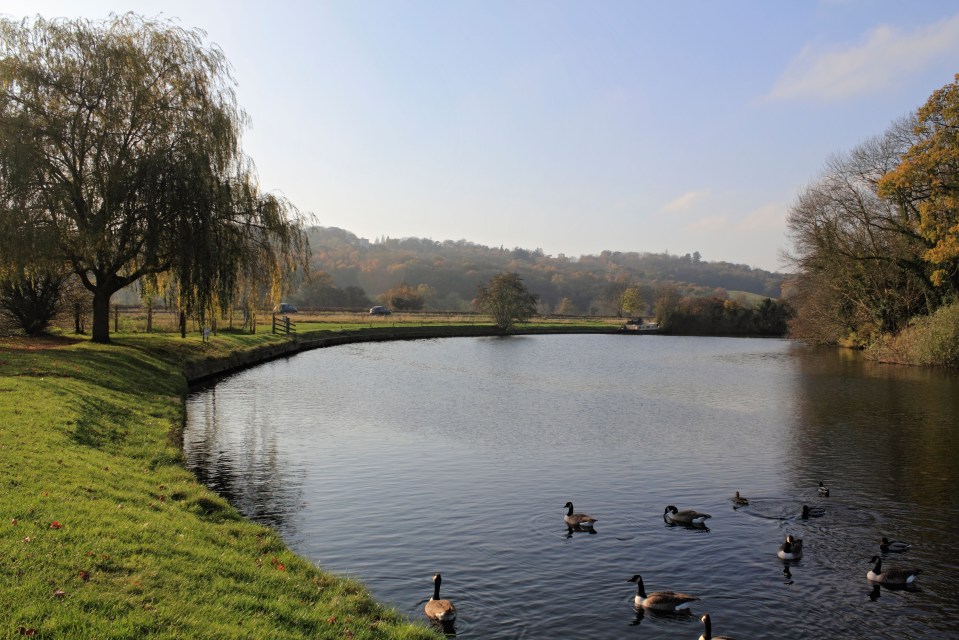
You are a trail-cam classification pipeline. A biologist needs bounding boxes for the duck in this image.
[732,491,749,506]
[563,501,597,527]
[626,574,699,612]
[423,573,456,622]
[801,505,824,519]
[664,505,711,525]
[867,556,920,585]
[880,537,911,553]
[817,481,830,497]
[777,534,803,560]
[699,613,736,640]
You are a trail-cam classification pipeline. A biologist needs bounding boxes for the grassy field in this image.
[0,317,620,638]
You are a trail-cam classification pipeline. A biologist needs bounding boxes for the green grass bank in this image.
[0,319,620,639]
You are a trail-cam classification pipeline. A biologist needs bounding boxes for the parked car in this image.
[273,303,298,314]
[369,306,392,315]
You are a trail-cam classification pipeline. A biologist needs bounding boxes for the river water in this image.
[184,335,959,639]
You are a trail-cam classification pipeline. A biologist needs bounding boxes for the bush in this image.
[0,268,69,335]
[867,302,959,367]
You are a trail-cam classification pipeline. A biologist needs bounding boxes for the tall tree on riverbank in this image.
[0,14,308,343]
[878,73,959,294]
[785,117,936,344]
[475,272,538,331]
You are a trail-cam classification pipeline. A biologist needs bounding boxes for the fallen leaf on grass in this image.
[17,627,36,636]
[50,521,63,529]
[53,589,65,598]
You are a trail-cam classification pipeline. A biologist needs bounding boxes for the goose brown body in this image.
[867,556,920,585]
[732,492,749,506]
[424,573,456,621]
[563,501,597,527]
[627,574,699,611]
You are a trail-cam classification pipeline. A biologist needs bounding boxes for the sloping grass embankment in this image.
[0,331,442,639]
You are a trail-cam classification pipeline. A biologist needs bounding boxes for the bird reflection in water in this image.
[663,518,710,533]
[630,607,645,626]
[869,584,881,602]
[782,561,794,584]
[565,524,598,538]
[429,619,456,636]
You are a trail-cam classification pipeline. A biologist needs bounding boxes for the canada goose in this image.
[699,613,736,640]
[563,501,597,527]
[626,574,699,612]
[777,534,803,560]
[424,573,456,622]
[801,505,824,519]
[867,556,920,585]
[818,481,830,497]
[880,537,911,553]
[664,505,711,525]
[732,492,749,506]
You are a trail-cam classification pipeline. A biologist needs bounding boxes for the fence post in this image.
[285,316,290,335]
[179,310,186,339]
[272,313,276,334]
[146,299,153,333]
[113,305,119,333]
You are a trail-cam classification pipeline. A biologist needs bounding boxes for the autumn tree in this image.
[621,287,644,317]
[0,14,307,342]
[379,283,426,310]
[878,73,959,293]
[475,272,538,331]
[785,116,941,344]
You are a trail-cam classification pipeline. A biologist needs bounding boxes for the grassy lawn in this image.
[0,331,441,639]
[0,317,620,638]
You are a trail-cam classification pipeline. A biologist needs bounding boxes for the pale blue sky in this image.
[4,1,959,271]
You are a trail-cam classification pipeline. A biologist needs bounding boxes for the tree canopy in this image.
[878,73,959,291]
[475,272,538,331]
[786,75,959,349]
[0,14,307,342]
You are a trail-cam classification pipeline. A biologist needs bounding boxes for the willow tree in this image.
[0,14,307,342]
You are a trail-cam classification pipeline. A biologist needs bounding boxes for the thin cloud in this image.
[737,202,786,231]
[686,215,729,233]
[766,12,959,102]
[663,189,709,213]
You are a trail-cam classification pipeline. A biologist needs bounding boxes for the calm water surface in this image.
[184,335,959,639]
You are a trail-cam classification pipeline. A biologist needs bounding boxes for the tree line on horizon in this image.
[287,226,785,317]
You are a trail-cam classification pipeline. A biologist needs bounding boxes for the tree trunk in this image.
[91,287,112,343]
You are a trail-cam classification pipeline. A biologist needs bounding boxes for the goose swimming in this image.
[867,556,920,586]
[777,534,803,560]
[626,574,699,612]
[563,501,597,527]
[664,505,711,525]
[424,573,456,622]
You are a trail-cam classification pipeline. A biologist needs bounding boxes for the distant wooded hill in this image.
[293,226,786,314]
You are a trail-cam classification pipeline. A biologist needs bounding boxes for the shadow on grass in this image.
[70,395,130,448]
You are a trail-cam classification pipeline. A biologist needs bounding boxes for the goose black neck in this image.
[433,575,442,600]
[702,614,712,639]
[566,503,574,516]
[872,557,882,573]
[635,578,647,598]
